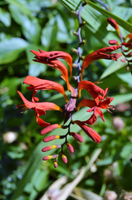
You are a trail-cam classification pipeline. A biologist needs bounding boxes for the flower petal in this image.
[24,76,68,102]
[36,115,50,127]
[78,81,106,104]
[76,99,96,110]
[31,50,73,77]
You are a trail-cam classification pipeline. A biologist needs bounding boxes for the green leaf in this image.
[0,38,28,64]
[9,4,41,44]
[100,60,126,79]
[0,8,11,27]
[59,0,132,33]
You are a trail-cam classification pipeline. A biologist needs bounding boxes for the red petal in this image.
[24,76,68,102]
[78,81,105,104]
[36,115,50,127]
[77,99,96,110]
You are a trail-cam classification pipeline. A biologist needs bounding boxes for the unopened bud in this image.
[62,154,67,163]
[80,55,85,60]
[80,20,86,26]
[72,30,78,36]
[67,143,74,153]
[42,145,61,152]
[81,39,86,45]
[41,124,61,135]
[109,40,119,45]
[54,160,58,168]
[70,132,83,142]
[120,59,126,63]
[127,66,130,71]
[107,18,119,31]
[72,63,79,68]
[71,48,78,53]
[71,10,78,16]
[43,135,60,142]
[43,154,58,160]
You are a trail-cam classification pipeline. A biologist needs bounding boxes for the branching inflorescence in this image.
[17,1,132,167]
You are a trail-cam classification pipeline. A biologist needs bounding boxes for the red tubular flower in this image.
[78,81,108,105]
[77,96,114,125]
[74,120,101,143]
[31,50,71,90]
[17,91,62,127]
[31,49,73,77]
[40,124,61,135]
[23,76,68,102]
[81,45,121,81]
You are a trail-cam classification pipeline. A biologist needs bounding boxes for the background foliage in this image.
[0,0,132,199]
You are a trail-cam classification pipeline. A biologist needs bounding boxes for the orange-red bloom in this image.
[74,120,101,143]
[78,81,108,105]
[77,97,114,125]
[31,50,72,90]
[81,45,121,81]
[17,91,62,127]
[23,76,68,102]
[31,49,72,77]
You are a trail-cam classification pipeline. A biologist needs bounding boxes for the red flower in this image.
[74,120,101,143]
[78,81,108,105]
[31,49,72,77]
[81,45,121,81]
[77,96,114,125]
[17,91,62,127]
[23,76,68,102]
[31,50,72,90]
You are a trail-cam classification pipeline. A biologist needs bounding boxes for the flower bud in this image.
[43,154,58,160]
[54,160,58,168]
[43,135,60,142]
[81,39,87,45]
[109,40,119,45]
[72,30,78,36]
[72,63,79,68]
[62,154,67,163]
[80,55,85,60]
[107,18,119,31]
[42,145,61,152]
[67,143,74,153]
[41,124,61,135]
[70,132,83,142]
[71,10,78,16]
[80,20,86,26]
[71,48,78,53]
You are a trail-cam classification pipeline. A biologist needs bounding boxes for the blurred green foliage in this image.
[0,0,132,199]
